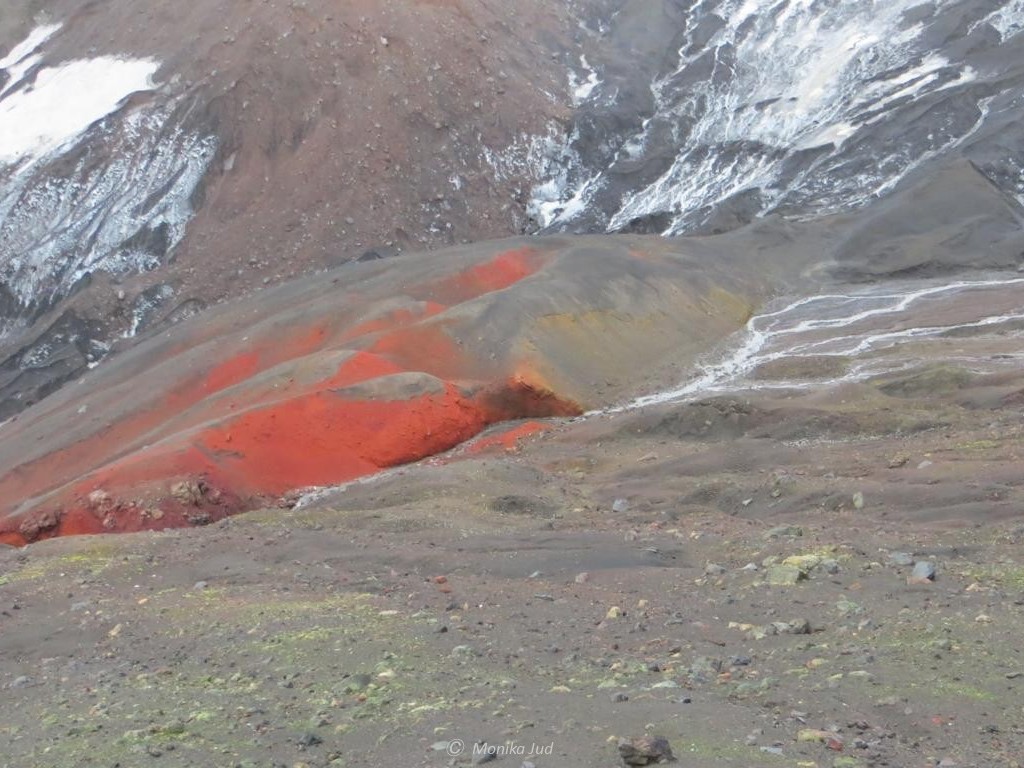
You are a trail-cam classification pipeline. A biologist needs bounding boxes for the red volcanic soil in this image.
[0,236,772,546]
[0,245,582,546]
[11,373,576,545]
[463,421,553,455]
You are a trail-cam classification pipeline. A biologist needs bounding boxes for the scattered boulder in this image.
[782,554,822,570]
[86,489,114,512]
[689,656,722,682]
[908,560,936,584]
[836,599,863,616]
[170,479,206,506]
[742,618,811,639]
[776,618,812,635]
[296,732,322,748]
[618,735,676,765]
[768,565,806,586]
[765,525,803,539]
[888,552,915,567]
[473,744,498,764]
[341,674,371,694]
[797,729,832,742]
[797,729,843,750]
[17,509,60,541]
[887,454,910,469]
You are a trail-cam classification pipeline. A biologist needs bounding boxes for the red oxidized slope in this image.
[0,245,580,546]
[463,421,553,455]
[0,236,767,545]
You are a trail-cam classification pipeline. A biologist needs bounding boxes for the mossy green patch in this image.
[960,563,1024,591]
[675,733,779,762]
[955,439,1001,452]
[751,355,852,381]
[876,364,974,398]
[5,542,130,583]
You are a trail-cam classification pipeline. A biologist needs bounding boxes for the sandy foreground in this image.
[3,291,1024,766]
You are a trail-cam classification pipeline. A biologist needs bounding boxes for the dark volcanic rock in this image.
[830,161,1024,281]
[0,310,106,420]
[618,734,676,765]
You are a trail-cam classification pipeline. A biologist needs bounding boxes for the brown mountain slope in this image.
[0,0,584,414]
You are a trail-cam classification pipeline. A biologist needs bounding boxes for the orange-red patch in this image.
[0,251,584,547]
[465,420,551,454]
[411,247,544,305]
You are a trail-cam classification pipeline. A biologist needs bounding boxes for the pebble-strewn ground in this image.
[3,349,1023,767]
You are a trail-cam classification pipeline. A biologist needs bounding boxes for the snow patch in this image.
[0,108,217,311]
[568,55,601,106]
[0,22,61,97]
[0,23,217,342]
[0,53,159,167]
[481,122,569,183]
[985,0,1024,39]
[125,284,175,338]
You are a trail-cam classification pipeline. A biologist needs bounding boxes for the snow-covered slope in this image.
[533,0,1024,235]
[0,22,216,333]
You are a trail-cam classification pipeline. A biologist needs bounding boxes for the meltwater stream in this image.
[621,275,1024,410]
[296,274,1024,508]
